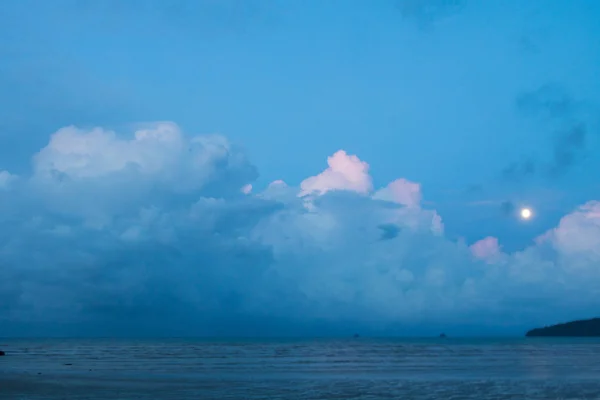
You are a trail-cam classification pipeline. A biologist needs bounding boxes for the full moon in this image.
[520,208,532,220]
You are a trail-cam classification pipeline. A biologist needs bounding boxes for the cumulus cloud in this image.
[470,237,502,262]
[2,121,600,336]
[541,201,600,259]
[19,122,257,227]
[299,150,372,197]
[374,178,422,207]
[32,122,256,190]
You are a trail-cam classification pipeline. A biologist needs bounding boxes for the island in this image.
[526,318,600,337]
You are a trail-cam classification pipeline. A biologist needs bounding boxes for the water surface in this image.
[2,337,600,399]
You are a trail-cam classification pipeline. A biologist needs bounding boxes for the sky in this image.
[0,0,599,337]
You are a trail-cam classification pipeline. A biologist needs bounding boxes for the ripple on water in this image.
[2,338,600,399]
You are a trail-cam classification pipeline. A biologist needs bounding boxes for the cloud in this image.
[241,183,253,194]
[516,84,578,119]
[548,123,586,177]
[373,178,422,208]
[501,158,536,182]
[500,200,516,216]
[470,236,502,262]
[299,150,373,197]
[396,0,465,28]
[32,122,256,187]
[2,121,600,336]
[501,84,592,182]
[542,201,600,258]
[66,0,271,36]
[378,223,401,240]
[520,85,590,179]
[21,122,257,226]
[0,170,17,190]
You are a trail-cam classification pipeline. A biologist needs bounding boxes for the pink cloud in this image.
[374,178,422,207]
[470,236,501,261]
[299,150,372,196]
[240,184,253,194]
[268,179,287,188]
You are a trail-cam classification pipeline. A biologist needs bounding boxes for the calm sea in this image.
[2,337,600,399]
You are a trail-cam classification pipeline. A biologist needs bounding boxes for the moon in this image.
[520,207,532,220]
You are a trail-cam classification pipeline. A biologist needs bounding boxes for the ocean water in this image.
[2,337,600,399]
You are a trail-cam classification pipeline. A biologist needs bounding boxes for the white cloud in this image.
[23,122,257,226]
[32,122,256,191]
[545,201,600,257]
[2,122,600,336]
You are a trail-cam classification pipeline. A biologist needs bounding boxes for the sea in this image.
[2,337,600,399]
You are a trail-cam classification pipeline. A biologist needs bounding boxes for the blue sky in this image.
[1,0,600,336]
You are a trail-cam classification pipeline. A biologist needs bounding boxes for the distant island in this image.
[526,318,600,337]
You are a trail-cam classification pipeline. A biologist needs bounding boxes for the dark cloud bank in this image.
[1,122,600,337]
